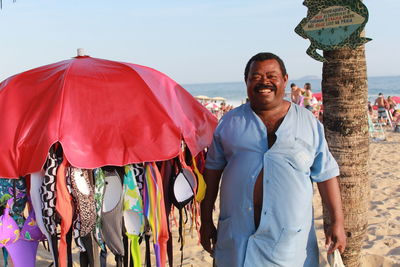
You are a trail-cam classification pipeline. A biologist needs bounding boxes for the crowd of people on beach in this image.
[200,100,234,119]
[290,82,323,120]
[290,84,400,132]
[368,93,400,132]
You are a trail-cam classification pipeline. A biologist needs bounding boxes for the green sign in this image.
[295,0,371,62]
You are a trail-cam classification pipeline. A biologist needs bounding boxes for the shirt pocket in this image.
[272,226,304,262]
[286,138,315,172]
[216,217,233,250]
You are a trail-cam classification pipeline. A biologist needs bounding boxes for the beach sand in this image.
[317,130,400,267]
[2,131,400,266]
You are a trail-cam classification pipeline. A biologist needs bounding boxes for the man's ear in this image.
[283,74,288,88]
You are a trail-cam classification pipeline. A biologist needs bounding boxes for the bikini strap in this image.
[144,232,151,267]
[4,198,13,214]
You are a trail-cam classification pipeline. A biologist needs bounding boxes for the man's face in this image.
[246,59,288,111]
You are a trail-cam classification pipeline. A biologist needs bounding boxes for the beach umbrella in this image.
[0,54,218,178]
[313,92,322,101]
[204,102,220,110]
[391,96,400,103]
[211,96,226,102]
[194,95,210,101]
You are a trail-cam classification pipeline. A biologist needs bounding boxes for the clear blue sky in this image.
[0,0,398,84]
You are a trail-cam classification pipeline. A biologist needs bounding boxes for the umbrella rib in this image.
[56,59,75,140]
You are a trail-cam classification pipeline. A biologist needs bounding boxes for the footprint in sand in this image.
[388,246,400,256]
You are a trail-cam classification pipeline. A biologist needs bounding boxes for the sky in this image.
[0,0,399,84]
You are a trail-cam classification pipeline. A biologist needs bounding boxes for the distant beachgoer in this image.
[392,110,400,123]
[393,110,400,132]
[290,83,304,106]
[200,52,346,267]
[367,101,373,116]
[302,82,313,111]
[387,96,397,111]
[375,93,389,124]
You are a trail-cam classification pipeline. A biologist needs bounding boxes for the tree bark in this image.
[321,46,370,267]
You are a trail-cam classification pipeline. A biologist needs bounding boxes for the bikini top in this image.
[0,196,44,247]
[70,167,96,237]
[41,149,60,236]
[191,155,206,203]
[123,165,145,267]
[170,156,197,209]
[20,199,45,242]
[101,169,124,256]
[0,177,27,228]
[93,168,106,251]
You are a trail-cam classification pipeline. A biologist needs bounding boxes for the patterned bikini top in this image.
[0,196,44,247]
[70,167,96,237]
[40,149,60,236]
[0,177,27,227]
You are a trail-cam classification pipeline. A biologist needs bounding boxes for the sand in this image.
[317,130,400,267]
[2,131,400,267]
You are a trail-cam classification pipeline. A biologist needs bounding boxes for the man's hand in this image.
[200,220,217,255]
[200,168,223,256]
[325,221,346,254]
[317,177,347,254]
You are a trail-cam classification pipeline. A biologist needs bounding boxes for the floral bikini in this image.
[0,196,45,267]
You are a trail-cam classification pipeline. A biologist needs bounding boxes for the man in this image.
[200,52,346,267]
[290,83,303,106]
[374,93,389,124]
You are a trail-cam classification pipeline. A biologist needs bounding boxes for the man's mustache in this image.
[254,84,277,92]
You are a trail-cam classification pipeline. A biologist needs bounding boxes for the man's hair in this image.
[290,83,296,88]
[304,83,311,90]
[244,52,287,81]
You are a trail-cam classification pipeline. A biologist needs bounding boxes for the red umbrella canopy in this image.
[0,56,218,178]
[313,92,322,101]
[391,96,400,103]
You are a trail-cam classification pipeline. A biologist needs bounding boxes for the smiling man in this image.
[200,52,346,267]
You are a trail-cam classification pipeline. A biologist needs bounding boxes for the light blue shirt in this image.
[206,102,339,267]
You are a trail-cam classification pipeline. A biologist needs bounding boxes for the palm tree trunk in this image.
[321,45,370,267]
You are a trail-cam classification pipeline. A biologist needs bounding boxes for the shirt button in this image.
[248,207,252,211]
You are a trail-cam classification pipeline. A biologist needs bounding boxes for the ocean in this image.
[183,75,400,107]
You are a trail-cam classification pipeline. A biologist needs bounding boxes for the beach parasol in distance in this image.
[194,95,210,101]
[313,92,322,101]
[391,96,400,103]
[211,96,226,102]
[204,102,220,110]
[0,50,218,178]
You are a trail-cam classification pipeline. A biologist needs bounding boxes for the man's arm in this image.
[200,168,223,255]
[317,177,347,254]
